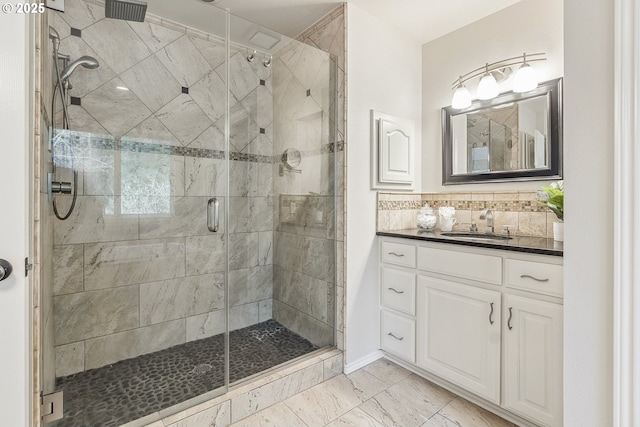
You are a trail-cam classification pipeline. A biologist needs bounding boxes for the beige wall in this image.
[420,0,563,192]
[563,0,614,424]
[346,2,423,368]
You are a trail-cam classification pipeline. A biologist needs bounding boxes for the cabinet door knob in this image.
[507,307,514,330]
[520,274,549,282]
[388,287,405,294]
[387,332,404,341]
[489,302,494,325]
[0,259,13,282]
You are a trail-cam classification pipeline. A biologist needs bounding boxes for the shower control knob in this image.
[0,259,13,282]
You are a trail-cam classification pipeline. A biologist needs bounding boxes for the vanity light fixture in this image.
[513,54,538,93]
[451,77,472,109]
[477,64,499,100]
[451,52,546,109]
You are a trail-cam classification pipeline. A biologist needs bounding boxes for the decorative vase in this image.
[553,221,564,242]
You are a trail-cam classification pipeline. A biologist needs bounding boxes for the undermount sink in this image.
[440,232,513,241]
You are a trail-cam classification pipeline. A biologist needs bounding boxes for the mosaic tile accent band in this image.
[54,320,317,427]
[377,200,423,210]
[377,199,547,213]
[54,129,341,164]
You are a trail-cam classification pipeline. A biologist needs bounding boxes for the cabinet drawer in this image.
[381,310,415,362]
[505,259,563,297]
[381,267,416,315]
[417,246,502,285]
[381,241,416,268]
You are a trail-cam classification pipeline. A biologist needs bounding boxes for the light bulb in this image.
[451,84,472,109]
[477,72,499,100]
[513,62,538,93]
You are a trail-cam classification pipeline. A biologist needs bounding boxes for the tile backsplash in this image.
[377,191,558,238]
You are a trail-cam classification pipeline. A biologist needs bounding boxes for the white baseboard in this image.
[343,350,384,374]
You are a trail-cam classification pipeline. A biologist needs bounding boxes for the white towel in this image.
[534,130,546,168]
[471,146,489,172]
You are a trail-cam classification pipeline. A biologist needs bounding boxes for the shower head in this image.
[105,0,147,22]
[60,56,100,83]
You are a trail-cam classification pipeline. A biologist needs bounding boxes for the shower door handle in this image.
[207,198,219,232]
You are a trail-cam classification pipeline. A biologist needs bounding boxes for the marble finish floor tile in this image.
[229,402,307,427]
[54,320,317,427]
[437,397,516,427]
[362,357,413,386]
[228,358,516,427]
[359,374,456,427]
[422,413,468,427]
[284,369,387,426]
[324,407,385,427]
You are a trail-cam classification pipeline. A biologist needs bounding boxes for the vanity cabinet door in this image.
[502,295,563,427]
[416,276,501,404]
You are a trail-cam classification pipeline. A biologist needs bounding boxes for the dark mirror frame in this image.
[442,78,563,185]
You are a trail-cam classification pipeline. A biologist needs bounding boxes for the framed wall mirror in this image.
[442,78,562,184]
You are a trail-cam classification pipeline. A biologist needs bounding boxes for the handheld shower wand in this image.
[48,26,100,221]
[60,56,100,86]
[49,26,60,51]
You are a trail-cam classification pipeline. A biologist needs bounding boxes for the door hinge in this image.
[25,257,33,277]
[41,390,64,423]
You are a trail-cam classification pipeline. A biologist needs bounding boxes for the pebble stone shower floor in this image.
[52,320,318,427]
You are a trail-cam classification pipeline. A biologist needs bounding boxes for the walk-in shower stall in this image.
[39,1,337,425]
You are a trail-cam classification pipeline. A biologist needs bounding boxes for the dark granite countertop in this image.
[377,229,563,257]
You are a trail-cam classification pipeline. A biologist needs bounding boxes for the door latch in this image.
[25,257,33,277]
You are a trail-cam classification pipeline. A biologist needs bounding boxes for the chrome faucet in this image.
[480,209,494,233]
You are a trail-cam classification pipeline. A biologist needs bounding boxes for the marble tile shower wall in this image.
[271,21,338,347]
[377,192,557,238]
[293,4,346,351]
[49,0,276,377]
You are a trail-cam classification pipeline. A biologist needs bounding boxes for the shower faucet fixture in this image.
[49,26,99,220]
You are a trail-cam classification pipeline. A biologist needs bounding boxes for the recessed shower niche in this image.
[39,1,338,425]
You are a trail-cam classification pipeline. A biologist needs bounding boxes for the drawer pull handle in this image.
[388,287,405,294]
[489,302,494,325]
[520,274,549,282]
[508,307,513,330]
[388,252,405,257]
[387,332,404,341]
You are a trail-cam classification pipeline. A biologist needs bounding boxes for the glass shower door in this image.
[225,13,337,384]
[42,2,231,425]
